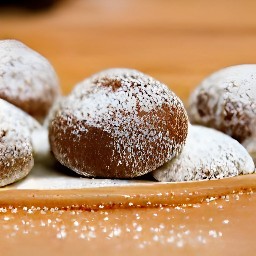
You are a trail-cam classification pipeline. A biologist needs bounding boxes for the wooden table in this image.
[2,0,256,101]
[1,1,256,255]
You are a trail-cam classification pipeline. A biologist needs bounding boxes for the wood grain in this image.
[1,0,256,104]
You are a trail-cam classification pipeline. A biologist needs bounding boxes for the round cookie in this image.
[153,125,255,182]
[189,64,256,163]
[189,65,256,143]
[0,124,34,187]
[49,68,188,178]
[0,99,41,187]
[0,39,60,122]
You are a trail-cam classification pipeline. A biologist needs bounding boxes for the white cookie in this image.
[153,125,255,182]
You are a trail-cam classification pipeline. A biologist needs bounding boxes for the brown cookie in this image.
[153,125,255,182]
[0,99,41,187]
[0,39,60,122]
[189,64,256,161]
[49,68,188,178]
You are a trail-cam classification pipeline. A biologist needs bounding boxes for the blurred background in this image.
[1,0,256,104]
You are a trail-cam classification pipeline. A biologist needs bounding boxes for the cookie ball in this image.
[0,99,41,187]
[49,68,188,178]
[153,125,255,182]
[0,39,60,122]
[189,65,256,143]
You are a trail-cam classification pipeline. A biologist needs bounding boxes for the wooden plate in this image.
[1,156,256,209]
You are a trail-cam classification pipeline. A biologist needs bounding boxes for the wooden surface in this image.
[1,193,256,256]
[2,0,256,103]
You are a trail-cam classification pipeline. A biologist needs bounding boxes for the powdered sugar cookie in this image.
[153,125,255,182]
[189,65,256,140]
[0,39,60,122]
[49,68,188,178]
[189,64,256,162]
[0,99,41,187]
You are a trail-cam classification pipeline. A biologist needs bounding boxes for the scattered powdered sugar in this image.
[189,64,256,143]
[50,68,188,177]
[13,168,142,190]
[153,125,255,182]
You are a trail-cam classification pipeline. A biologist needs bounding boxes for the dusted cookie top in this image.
[0,39,60,121]
[153,125,255,182]
[189,64,256,142]
[49,68,188,178]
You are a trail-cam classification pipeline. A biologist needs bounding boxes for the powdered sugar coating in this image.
[0,99,41,137]
[0,100,41,186]
[0,39,60,121]
[49,68,188,178]
[189,65,256,143]
[153,125,255,182]
[0,124,34,187]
